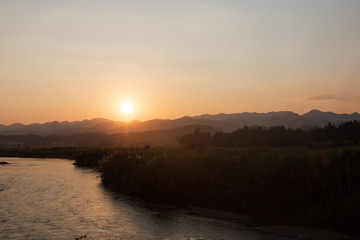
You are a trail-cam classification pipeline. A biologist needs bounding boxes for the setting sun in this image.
[1,1,360,238]
[121,102,134,115]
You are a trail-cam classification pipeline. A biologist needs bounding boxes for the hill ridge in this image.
[0,110,359,136]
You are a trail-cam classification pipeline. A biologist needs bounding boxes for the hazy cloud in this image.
[303,95,340,101]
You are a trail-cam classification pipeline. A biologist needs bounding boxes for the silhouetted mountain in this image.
[193,110,360,129]
[0,118,127,136]
[301,109,360,124]
[193,111,309,129]
[0,110,359,136]
[123,116,226,132]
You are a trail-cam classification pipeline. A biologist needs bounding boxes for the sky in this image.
[1,0,360,124]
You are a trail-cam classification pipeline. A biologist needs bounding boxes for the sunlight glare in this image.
[121,102,134,115]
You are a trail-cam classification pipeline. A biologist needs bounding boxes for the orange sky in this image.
[1,1,360,124]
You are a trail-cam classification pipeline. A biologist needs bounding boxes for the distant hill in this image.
[0,118,126,136]
[0,125,216,148]
[0,110,360,136]
[301,110,360,125]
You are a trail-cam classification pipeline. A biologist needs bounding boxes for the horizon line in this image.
[1,109,359,126]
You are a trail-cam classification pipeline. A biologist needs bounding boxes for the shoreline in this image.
[101,182,360,239]
[102,186,359,240]
[0,149,360,237]
[0,147,81,160]
[94,147,360,238]
[189,206,357,240]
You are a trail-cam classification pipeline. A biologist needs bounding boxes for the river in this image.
[0,157,339,240]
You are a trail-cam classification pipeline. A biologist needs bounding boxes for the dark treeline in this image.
[179,121,360,148]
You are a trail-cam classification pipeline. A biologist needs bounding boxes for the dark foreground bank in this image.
[74,146,360,234]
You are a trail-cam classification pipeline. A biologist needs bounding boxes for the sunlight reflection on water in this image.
[0,158,289,240]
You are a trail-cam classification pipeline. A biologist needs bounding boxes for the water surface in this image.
[0,158,290,240]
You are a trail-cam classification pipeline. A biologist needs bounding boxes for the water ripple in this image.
[0,158,290,240]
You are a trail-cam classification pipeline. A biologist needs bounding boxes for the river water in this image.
[0,158,293,240]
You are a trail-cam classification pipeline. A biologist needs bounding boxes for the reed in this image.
[80,146,360,226]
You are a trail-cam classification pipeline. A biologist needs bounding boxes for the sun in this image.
[121,102,134,115]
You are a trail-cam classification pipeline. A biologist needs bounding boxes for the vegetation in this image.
[74,148,113,167]
[3,121,360,230]
[179,121,360,148]
[75,146,360,227]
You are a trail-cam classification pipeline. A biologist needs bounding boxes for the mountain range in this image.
[1,109,360,136]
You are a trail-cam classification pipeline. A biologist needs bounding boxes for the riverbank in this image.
[2,146,358,238]
[0,147,81,159]
[188,206,357,240]
[74,146,360,238]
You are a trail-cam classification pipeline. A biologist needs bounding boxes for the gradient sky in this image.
[1,0,360,124]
